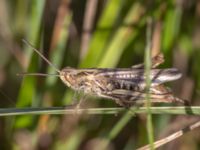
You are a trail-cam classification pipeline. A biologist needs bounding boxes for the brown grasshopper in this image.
[19,40,186,107]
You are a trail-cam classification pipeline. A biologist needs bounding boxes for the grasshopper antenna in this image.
[22,39,61,74]
[16,73,60,77]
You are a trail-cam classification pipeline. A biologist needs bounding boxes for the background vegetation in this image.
[0,0,200,149]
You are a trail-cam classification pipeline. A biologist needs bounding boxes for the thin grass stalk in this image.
[137,120,200,150]
[0,106,200,116]
[144,18,154,149]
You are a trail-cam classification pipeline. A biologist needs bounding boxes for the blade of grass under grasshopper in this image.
[0,106,200,116]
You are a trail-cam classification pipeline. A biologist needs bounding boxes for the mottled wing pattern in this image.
[92,68,183,107]
[95,68,182,89]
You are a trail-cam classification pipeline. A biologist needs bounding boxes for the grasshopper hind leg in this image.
[103,92,189,108]
[149,85,190,105]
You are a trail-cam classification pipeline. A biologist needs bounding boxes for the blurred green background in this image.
[0,0,200,149]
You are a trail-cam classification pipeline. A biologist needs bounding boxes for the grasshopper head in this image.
[60,67,79,88]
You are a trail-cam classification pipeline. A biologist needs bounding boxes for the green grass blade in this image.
[15,1,45,128]
[80,0,121,67]
[98,2,144,68]
[0,106,199,116]
[162,1,182,53]
[144,18,154,149]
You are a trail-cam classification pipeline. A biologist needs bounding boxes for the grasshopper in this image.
[19,40,186,107]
